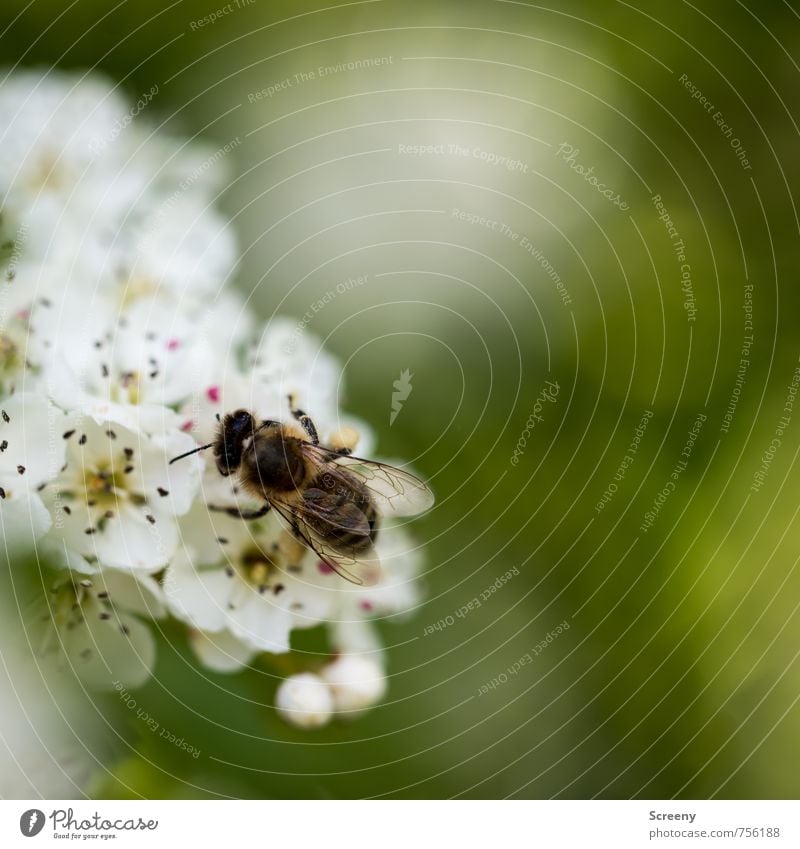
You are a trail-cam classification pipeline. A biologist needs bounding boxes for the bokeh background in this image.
[2,0,800,799]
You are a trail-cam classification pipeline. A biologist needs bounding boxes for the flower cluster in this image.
[0,70,424,727]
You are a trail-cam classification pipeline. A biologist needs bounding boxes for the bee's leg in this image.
[326,425,359,456]
[287,394,319,445]
[208,503,271,520]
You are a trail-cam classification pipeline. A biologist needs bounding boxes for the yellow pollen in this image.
[120,277,158,308]
[81,465,125,505]
[0,334,18,372]
[249,561,270,586]
[27,152,66,192]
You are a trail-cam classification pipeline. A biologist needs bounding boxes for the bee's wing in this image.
[268,495,381,586]
[302,445,435,518]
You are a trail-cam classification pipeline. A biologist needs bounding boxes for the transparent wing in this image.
[269,494,381,586]
[302,444,435,518]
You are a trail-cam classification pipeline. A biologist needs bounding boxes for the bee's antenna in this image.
[169,443,214,465]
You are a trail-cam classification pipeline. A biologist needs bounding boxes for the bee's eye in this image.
[230,411,253,430]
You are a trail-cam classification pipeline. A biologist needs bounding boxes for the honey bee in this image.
[170,397,434,583]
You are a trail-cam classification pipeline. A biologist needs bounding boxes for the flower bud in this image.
[322,655,386,716]
[275,673,333,729]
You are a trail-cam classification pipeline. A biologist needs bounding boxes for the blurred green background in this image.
[3,0,800,799]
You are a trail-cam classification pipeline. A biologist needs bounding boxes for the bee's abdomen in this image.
[305,476,378,553]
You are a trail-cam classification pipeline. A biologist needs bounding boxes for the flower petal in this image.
[0,491,52,548]
[229,594,293,654]
[64,611,155,690]
[0,393,66,487]
[188,629,256,673]
[164,553,233,632]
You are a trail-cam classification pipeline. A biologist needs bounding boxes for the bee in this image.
[170,397,434,583]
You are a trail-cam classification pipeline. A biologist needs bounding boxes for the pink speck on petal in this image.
[318,560,334,574]
[15,309,29,320]
[167,338,181,351]
[359,600,374,612]
[206,386,220,403]
[180,420,195,433]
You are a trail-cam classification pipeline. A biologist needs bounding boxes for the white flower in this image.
[42,291,252,433]
[275,673,333,729]
[166,505,337,657]
[248,318,350,428]
[331,522,423,625]
[0,309,34,397]
[322,654,387,716]
[176,321,374,517]
[179,319,351,440]
[0,640,112,797]
[0,70,133,239]
[34,567,165,690]
[119,195,239,305]
[43,413,201,572]
[0,68,433,730]
[0,392,66,546]
[0,391,66,492]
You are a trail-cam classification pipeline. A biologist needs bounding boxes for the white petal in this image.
[0,492,52,547]
[189,629,255,673]
[163,553,232,632]
[140,428,201,516]
[95,569,166,619]
[64,611,155,690]
[0,393,66,487]
[229,594,292,654]
[40,535,98,574]
[86,503,177,572]
[328,617,384,656]
[283,571,336,630]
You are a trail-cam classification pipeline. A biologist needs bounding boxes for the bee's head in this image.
[214,409,256,476]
